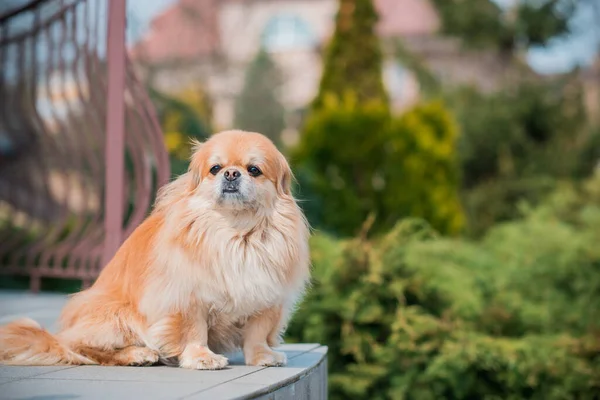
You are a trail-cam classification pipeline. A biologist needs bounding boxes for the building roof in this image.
[375,0,439,37]
[130,0,220,65]
[130,0,440,65]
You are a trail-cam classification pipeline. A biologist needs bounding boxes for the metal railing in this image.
[0,0,170,291]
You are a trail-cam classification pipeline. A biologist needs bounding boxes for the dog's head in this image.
[187,130,292,210]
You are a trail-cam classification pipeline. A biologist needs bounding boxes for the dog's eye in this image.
[247,166,262,177]
[209,165,222,175]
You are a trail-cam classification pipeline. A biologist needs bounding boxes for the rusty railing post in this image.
[102,0,127,268]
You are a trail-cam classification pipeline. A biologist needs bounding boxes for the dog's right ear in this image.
[188,139,205,190]
[189,138,204,154]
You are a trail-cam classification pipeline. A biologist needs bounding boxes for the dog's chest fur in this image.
[140,208,305,322]
[195,224,292,317]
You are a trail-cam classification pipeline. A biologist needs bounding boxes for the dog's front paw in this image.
[180,353,228,370]
[245,345,287,367]
[179,343,228,370]
[253,350,287,367]
[125,346,160,366]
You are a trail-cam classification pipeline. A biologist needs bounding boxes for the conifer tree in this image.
[293,0,464,236]
[312,0,389,109]
[235,49,285,147]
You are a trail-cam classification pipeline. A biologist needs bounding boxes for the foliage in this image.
[461,176,557,237]
[149,87,212,177]
[294,0,463,237]
[441,77,589,235]
[390,34,589,193]
[452,78,587,187]
[292,94,389,236]
[176,86,214,129]
[576,125,600,177]
[381,101,464,235]
[292,96,464,237]
[390,30,592,236]
[287,175,600,399]
[234,49,286,147]
[431,0,576,54]
[312,0,388,109]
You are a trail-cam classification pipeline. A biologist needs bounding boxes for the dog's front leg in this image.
[178,309,229,370]
[243,306,287,367]
[150,310,228,370]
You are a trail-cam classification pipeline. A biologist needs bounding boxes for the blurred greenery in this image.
[234,49,286,147]
[149,86,212,177]
[293,96,464,236]
[285,1,600,398]
[292,0,463,237]
[312,0,388,110]
[445,77,591,235]
[431,0,576,55]
[392,29,592,236]
[447,77,596,234]
[287,174,600,399]
[450,78,588,187]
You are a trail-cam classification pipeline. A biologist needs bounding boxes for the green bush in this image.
[293,0,462,236]
[287,175,600,399]
[292,96,464,236]
[292,95,389,236]
[443,78,590,236]
[293,0,466,237]
[462,176,557,237]
[450,79,587,189]
[382,101,464,235]
[576,125,600,178]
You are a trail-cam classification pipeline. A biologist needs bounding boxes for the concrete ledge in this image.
[0,291,328,400]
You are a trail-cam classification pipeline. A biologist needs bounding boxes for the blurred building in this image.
[130,0,511,137]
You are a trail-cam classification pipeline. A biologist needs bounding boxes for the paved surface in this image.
[0,290,327,400]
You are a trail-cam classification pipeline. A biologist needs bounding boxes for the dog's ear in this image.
[188,139,206,190]
[276,153,293,196]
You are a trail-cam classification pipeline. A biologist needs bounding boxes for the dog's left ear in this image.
[276,153,292,196]
[188,139,206,190]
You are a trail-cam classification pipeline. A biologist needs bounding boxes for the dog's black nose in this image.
[224,169,241,181]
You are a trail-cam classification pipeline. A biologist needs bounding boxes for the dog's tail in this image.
[0,318,95,366]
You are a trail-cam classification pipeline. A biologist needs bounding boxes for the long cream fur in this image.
[0,130,310,369]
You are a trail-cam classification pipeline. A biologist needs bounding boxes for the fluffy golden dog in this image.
[0,130,310,369]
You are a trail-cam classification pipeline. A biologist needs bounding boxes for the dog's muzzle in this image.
[222,178,240,194]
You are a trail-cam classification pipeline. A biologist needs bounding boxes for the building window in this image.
[384,61,407,100]
[261,14,315,52]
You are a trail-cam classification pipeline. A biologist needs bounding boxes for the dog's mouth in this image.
[222,183,240,194]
